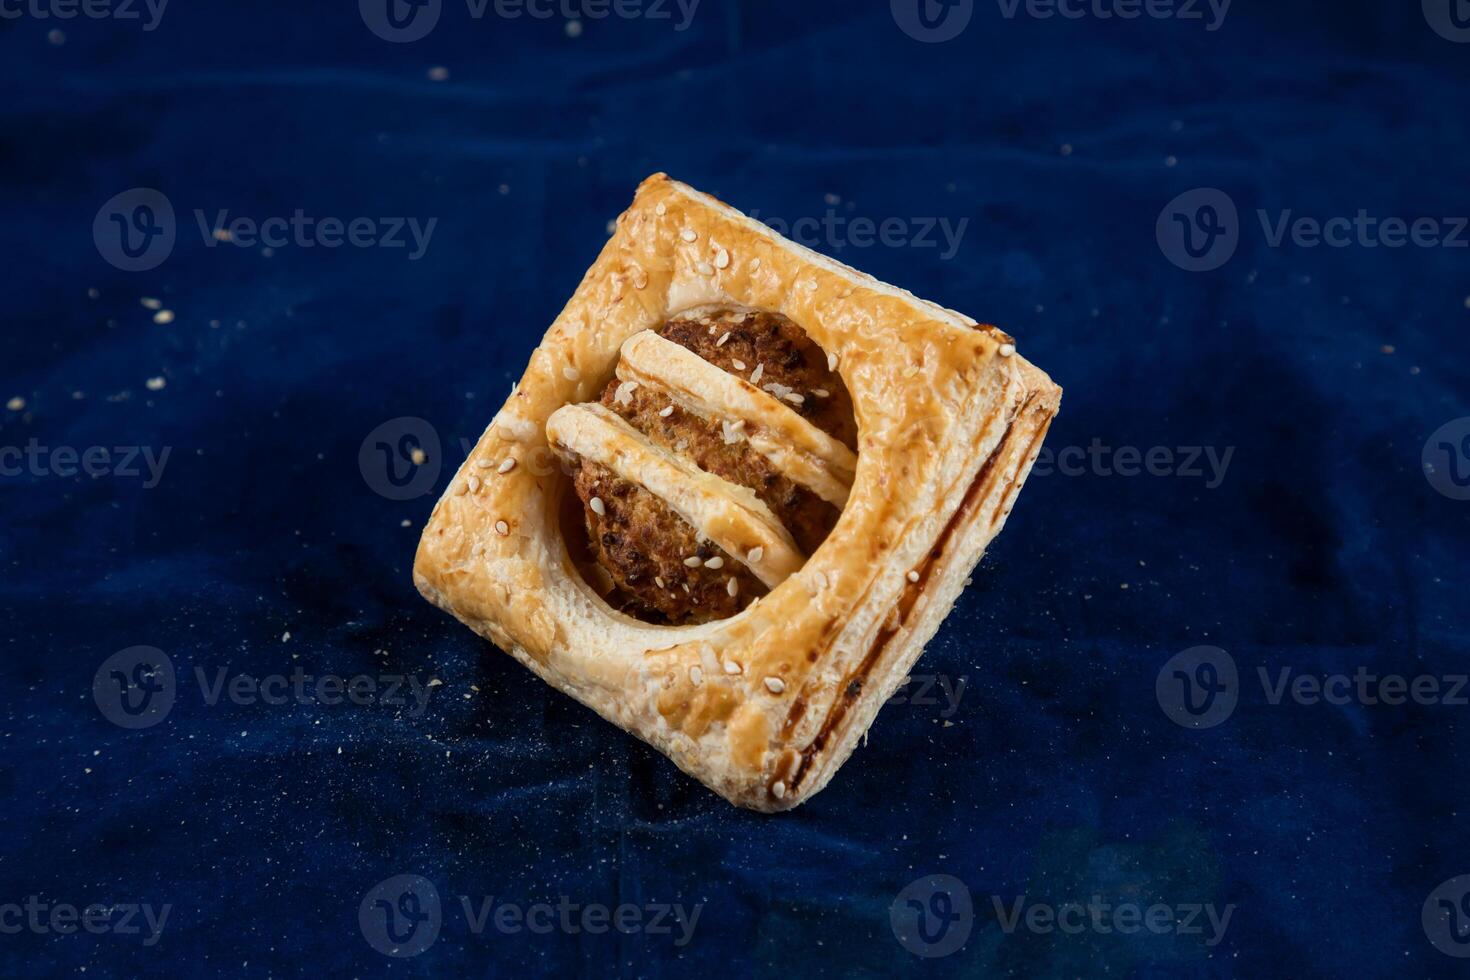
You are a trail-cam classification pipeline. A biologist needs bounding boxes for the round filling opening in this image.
[562,307,857,625]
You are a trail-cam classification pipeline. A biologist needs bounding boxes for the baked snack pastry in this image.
[414,174,1061,811]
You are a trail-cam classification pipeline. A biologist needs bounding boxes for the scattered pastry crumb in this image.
[427,65,449,81]
[145,376,167,391]
[141,297,162,310]
[153,310,175,325]
[1060,143,1073,156]
[6,397,24,411]
[565,19,582,37]
[281,631,291,642]
[48,29,64,45]
[400,519,411,527]
[1380,344,1395,355]
[410,447,427,466]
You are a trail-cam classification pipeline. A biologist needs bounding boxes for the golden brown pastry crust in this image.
[413,174,1061,811]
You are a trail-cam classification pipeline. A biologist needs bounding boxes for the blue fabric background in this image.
[3,1,1469,976]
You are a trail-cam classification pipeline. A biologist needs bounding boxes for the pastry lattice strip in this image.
[614,330,857,507]
[545,401,805,588]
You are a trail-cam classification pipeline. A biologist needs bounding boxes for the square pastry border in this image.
[414,174,1061,811]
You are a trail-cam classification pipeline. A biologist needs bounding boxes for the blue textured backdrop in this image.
[3,1,1470,976]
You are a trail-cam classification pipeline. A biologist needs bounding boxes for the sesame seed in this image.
[141,297,162,310]
[153,310,174,325]
[724,660,742,674]
[764,676,786,694]
[590,496,605,516]
[783,392,804,405]
[697,262,715,276]
[750,363,764,384]
[145,376,166,391]
[655,576,665,589]
[813,571,828,591]
[681,229,698,242]
[714,248,730,269]
[732,359,746,371]
[656,202,667,216]
[705,556,725,570]
[772,781,787,800]
[907,570,920,583]
[494,520,509,536]
[716,332,731,347]
[827,352,839,371]
[468,475,482,493]
[6,397,24,411]
[563,365,581,381]
[747,546,764,563]
[684,556,703,568]
[727,577,738,597]
[659,404,674,418]
[411,447,427,465]
[750,258,761,270]
[477,458,494,468]
[812,388,830,398]
[498,458,517,474]
[690,666,703,685]
[999,343,1016,357]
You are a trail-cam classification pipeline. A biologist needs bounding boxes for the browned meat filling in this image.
[569,309,855,624]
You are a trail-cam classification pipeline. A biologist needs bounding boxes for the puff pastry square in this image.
[414,174,1061,811]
